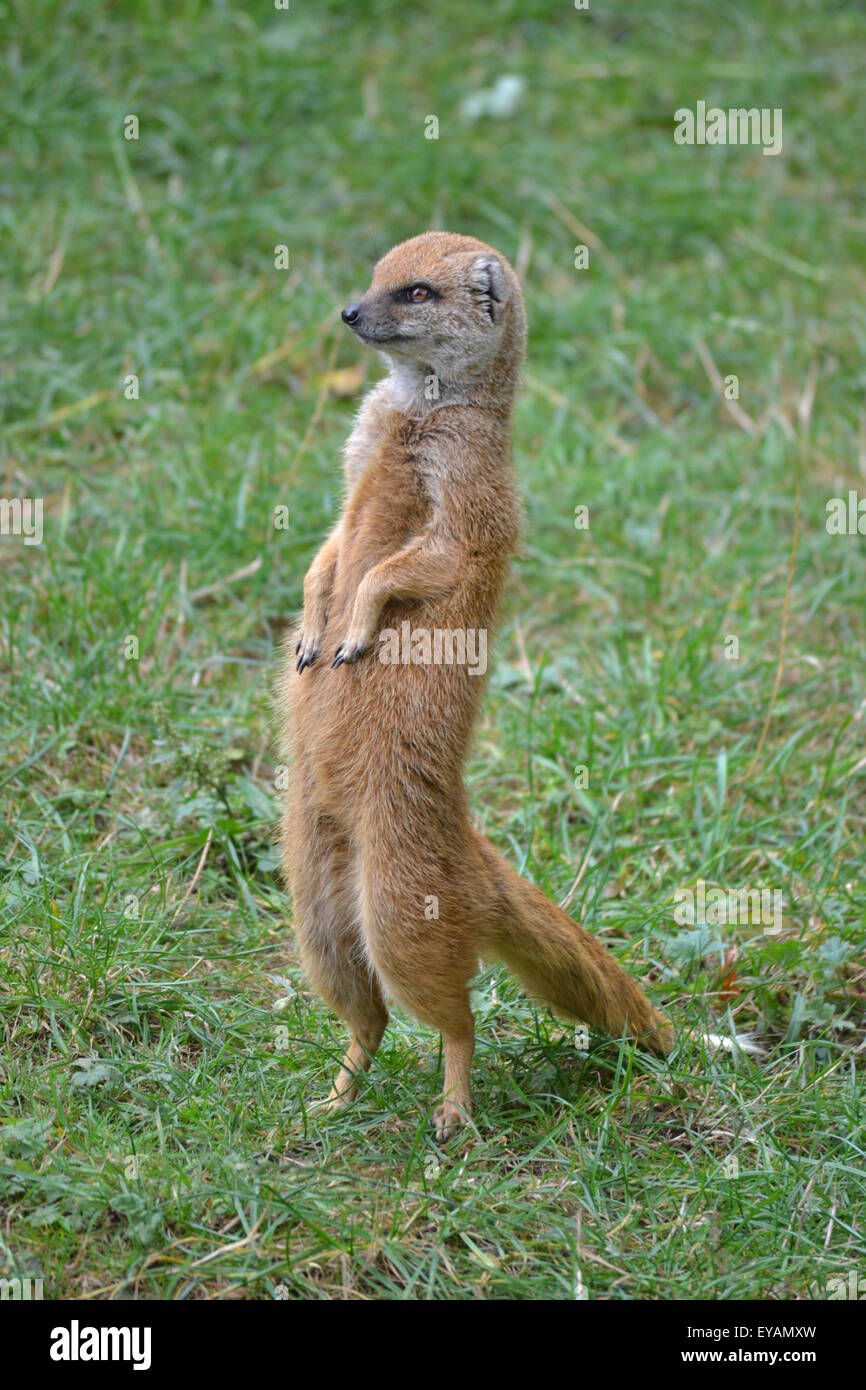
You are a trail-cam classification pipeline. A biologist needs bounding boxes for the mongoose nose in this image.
[341,304,362,325]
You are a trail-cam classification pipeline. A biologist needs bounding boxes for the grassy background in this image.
[1,0,865,1299]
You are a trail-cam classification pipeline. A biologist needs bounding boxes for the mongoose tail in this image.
[474,832,674,1056]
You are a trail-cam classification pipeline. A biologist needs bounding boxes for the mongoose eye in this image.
[406,285,430,303]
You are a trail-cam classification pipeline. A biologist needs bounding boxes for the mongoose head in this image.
[341,231,526,405]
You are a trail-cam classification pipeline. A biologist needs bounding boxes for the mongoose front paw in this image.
[296,634,321,673]
[332,636,372,668]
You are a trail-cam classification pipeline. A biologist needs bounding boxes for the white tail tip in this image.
[692,1030,766,1057]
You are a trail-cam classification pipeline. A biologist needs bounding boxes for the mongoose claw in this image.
[332,638,370,668]
[296,638,319,672]
[432,1100,467,1143]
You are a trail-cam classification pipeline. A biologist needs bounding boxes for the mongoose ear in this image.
[468,254,511,321]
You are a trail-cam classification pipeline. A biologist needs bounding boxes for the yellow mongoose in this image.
[278,232,672,1139]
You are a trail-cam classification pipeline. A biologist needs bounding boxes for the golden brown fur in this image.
[277,232,672,1139]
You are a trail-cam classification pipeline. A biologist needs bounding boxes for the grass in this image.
[1,0,865,1300]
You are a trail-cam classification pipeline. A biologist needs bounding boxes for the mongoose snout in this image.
[279,231,673,1140]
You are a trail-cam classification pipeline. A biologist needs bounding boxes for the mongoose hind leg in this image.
[324,1019,387,1113]
[431,1018,475,1141]
[283,803,389,1113]
[358,836,477,1139]
[300,902,388,1114]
